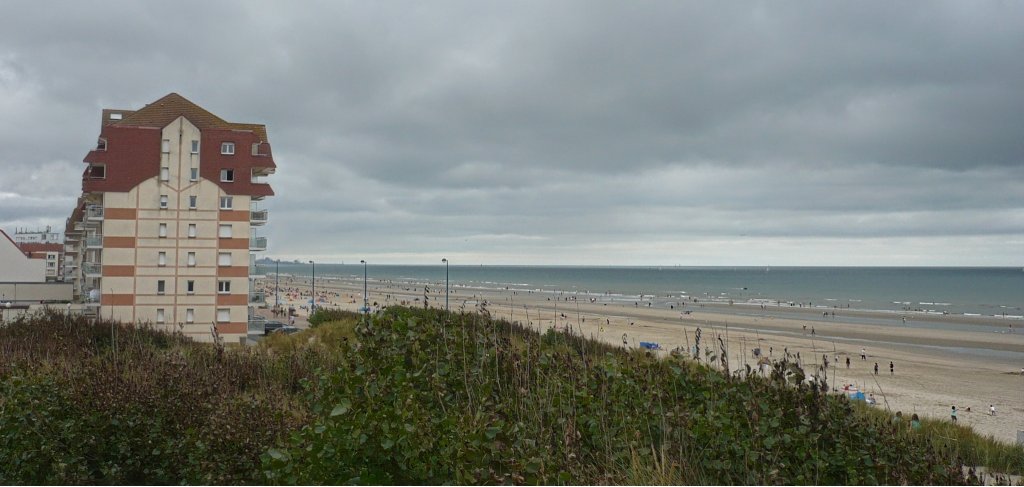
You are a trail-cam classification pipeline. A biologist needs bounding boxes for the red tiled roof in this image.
[114,93,269,142]
[17,243,62,253]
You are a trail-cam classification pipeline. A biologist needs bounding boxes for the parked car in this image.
[263,320,288,335]
[274,325,300,335]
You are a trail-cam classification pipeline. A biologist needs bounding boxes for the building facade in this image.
[16,242,64,281]
[63,93,274,342]
[0,230,46,284]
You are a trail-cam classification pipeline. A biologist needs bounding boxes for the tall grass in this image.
[2,307,1016,484]
[0,309,318,484]
[262,306,973,484]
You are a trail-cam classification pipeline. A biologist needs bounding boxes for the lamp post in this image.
[309,260,315,313]
[442,258,449,312]
[275,259,280,308]
[360,260,368,313]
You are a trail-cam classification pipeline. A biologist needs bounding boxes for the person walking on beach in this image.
[874,362,879,375]
[951,406,958,423]
[990,404,996,416]
[861,348,867,360]
[889,361,894,375]
[846,356,850,368]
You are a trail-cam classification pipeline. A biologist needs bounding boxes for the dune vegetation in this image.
[1,306,1020,484]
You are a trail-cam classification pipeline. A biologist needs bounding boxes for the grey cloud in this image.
[1,0,1022,265]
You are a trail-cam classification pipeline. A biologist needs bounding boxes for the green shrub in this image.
[307,308,361,327]
[262,307,972,485]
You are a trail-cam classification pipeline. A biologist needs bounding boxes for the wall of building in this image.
[96,116,253,338]
[0,282,73,304]
[0,231,46,283]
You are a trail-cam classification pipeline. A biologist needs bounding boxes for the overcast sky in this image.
[1,1,1022,266]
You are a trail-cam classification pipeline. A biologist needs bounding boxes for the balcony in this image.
[86,205,104,221]
[249,264,266,279]
[247,315,267,335]
[250,209,268,225]
[249,236,267,251]
[249,291,266,305]
[85,235,103,249]
[82,263,101,277]
[65,243,77,253]
[84,290,101,306]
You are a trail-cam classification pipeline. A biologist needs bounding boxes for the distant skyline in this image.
[1,1,1022,266]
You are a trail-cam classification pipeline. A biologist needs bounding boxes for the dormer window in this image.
[221,142,235,155]
[109,113,122,121]
[88,164,106,179]
[97,138,107,151]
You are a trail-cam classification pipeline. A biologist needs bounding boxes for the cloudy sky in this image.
[1,1,1022,266]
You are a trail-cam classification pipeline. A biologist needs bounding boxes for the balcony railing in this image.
[250,209,268,225]
[86,205,104,220]
[85,235,103,248]
[247,315,267,335]
[249,236,267,251]
[249,264,266,278]
[84,290,101,305]
[249,291,266,305]
[82,263,101,276]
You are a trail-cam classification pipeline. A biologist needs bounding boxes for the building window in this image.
[97,138,107,151]
[160,167,169,181]
[191,140,200,154]
[158,223,168,238]
[187,252,196,267]
[160,195,168,209]
[186,308,194,323]
[218,252,231,266]
[216,308,230,323]
[218,280,231,294]
[161,139,171,153]
[218,224,232,238]
[220,169,234,182]
[186,280,195,294]
[89,164,106,179]
[158,251,167,267]
[219,196,233,210]
[189,195,197,209]
[221,142,235,155]
[190,167,199,181]
[156,308,165,323]
[157,280,166,295]
[188,224,197,238]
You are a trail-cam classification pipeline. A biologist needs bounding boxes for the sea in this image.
[260,263,1023,322]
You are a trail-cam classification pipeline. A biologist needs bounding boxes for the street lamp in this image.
[275,259,280,308]
[360,260,368,313]
[442,258,449,312]
[309,260,315,313]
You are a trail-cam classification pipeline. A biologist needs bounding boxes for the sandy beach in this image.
[257,275,1024,445]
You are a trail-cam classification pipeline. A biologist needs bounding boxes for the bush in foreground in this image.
[3,307,1012,484]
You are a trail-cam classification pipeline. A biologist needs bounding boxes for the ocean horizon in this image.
[257,262,1023,320]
